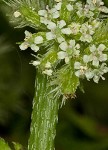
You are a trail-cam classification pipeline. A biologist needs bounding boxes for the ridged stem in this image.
[28,71,59,150]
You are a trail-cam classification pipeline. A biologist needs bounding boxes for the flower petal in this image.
[92,60,99,67]
[98,44,106,51]
[32,61,40,66]
[14,11,21,18]
[45,62,51,68]
[57,51,67,59]
[46,32,55,40]
[19,42,29,50]
[31,44,39,52]
[52,11,60,18]
[58,20,66,29]
[83,55,90,63]
[57,36,65,43]
[90,44,96,52]
[38,10,47,17]
[66,4,73,11]
[74,62,81,69]
[47,22,56,30]
[43,69,53,76]
[34,36,43,44]
[61,28,71,35]
[59,41,68,51]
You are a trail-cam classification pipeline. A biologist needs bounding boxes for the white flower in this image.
[90,44,107,67]
[80,23,95,43]
[14,11,21,18]
[34,36,43,44]
[74,62,87,77]
[47,20,66,30]
[59,40,80,56]
[74,62,93,80]
[38,3,61,23]
[80,34,93,43]
[30,44,39,52]
[93,63,108,83]
[69,23,81,35]
[91,20,100,29]
[46,20,66,41]
[43,69,53,76]
[75,68,85,77]
[58,40,80,63]
[99,6,108,13]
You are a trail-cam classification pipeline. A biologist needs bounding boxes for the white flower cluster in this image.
[74,44,108,83]
[18,0,108,83]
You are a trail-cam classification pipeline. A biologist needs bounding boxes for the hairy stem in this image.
[28,71,59,150]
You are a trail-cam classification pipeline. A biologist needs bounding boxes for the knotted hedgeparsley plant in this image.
[3,0,108,150]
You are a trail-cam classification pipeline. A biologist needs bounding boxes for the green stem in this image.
[28,71,59,150]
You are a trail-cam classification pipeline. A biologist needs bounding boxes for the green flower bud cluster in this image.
[11,0,108,97]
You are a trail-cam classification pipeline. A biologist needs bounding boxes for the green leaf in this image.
[40,45,58,69]
[36,0,55,9]
[0,138,11,150]
[60,2,72,23]
[20,5,45,30]
[93,20,108,46]
[13,142,23,150]
[57,65,80,95]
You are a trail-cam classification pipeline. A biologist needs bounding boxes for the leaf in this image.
[35,0,55,9]
[93,20,108,46]
[40,45,58,69]
[60,2,72,23]
[20,5,42,29]
[0,138,11,150]
[57,65,80,95]
[13,142,23,150]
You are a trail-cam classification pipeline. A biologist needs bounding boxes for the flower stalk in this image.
[28,71,59,150]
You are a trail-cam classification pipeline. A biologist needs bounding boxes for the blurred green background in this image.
[0,1,108,150]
